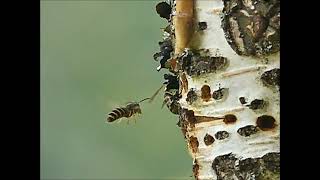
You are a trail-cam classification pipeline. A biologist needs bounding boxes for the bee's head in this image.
[133,103,142,114]
[135,107,142,114]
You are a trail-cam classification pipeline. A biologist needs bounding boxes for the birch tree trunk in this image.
[154,0,280,179]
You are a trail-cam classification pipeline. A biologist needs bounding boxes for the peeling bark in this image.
[154,0,280,179]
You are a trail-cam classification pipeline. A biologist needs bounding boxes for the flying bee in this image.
[106,98,150,124]
[106,84,167,124]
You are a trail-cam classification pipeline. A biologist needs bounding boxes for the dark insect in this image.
[154,38,173,71]
[164,74,179,90]
[156,1,172,20]
[163,91,181,114]
[162,74,181,114]
[106,98,150,123]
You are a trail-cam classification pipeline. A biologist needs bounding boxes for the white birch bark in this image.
[155,0,280,179]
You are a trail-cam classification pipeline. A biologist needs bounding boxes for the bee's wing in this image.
[106,97,133,110]
[149,84,166,103]
[161,99,168,108]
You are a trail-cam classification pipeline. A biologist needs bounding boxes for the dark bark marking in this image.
[204,133,215,146]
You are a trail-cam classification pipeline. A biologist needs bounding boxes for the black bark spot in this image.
[212,153,238,180]
[198,22,207,30]
[261,68,280,87]
[186,88,198,105]
[176,49,228,76]
[263,152,280,172]
[247,99,266,110]
[215,131,230,140]
[212,88,228,100]
[237,125,259,137]
[239,97,247,104]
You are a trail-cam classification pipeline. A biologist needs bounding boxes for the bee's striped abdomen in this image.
[106,102,142,123]
[107,107,128,122]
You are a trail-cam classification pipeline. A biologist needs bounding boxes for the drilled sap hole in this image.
[204,133,215,146]
[261,68,280,87]
[223,114,237,124]
[247,99,266,110]
[215,131,230,140]
[198,22,207,31]
[189,136,199,153]
[201,85,211,102]
[237,125,259,137]
[256,115,276,130]
[212,88,229,100]
[239,97,247,104]
[186,88,198,105]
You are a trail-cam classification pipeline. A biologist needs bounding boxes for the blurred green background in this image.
[41,1,192,179]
